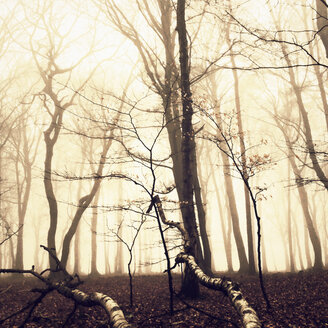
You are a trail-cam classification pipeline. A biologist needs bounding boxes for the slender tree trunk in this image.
[73,163,84,275]
[177,0,200,297]
[287,160,295,272]
[212,161,233,271]
[255,199,268,274]
[138,228,143,273]
[227,26,255,274]
[274,109,323,270]
[324,209,328,267]
[191,143,212,274]
[292,164,322,269]
[304,223,312,269]
[195,142,213,273]
[44,107,63,272]
[60,137,112,269]
[103,217,110,275]
[225,196,233,271]
[207,74,248,273]
[115,227,123,274]
[90,189,100,276]
[283,47,328,190]
[73,223,81,274]
[115,178,124,274]
[15,151,32,269]
[268,0,328,190]
[221,153,249,272]
[295,221,305,271]
[261,237,268,273]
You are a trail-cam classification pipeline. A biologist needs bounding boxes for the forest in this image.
[0,0,327,327]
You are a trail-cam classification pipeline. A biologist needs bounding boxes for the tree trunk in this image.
[103,216,110,275]
[295,222,305,271]
[194,142,213,273]
[176,0,203,297]
[290,158,323,269]
[316,0,328,58]
[273,103,323,270]
[282,46,328,190]
[15,141,32,269]
[73,163,84,275]
[261,233,268,273]
[304,222,312,269]
[287,160,295,272]
[33,223,40,271]
[115,179,124,274]
[176,253,261,327]
[73,223,81,274]
[207,74,249,273]
[44,109,62,272]
[90,189,100,276]
[212,161,233,271]
[191,141,212,274]
[227,21,255,274]
[60,138,112,269]
[221,153,249,272]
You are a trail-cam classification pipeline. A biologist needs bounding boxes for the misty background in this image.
[0,0,327,277]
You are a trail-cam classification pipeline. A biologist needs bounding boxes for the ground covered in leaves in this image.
[0,270,327,327]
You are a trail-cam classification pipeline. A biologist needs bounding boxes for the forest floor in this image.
[0,270,327,327]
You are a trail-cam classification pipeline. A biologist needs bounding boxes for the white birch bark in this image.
[176,253,261,328]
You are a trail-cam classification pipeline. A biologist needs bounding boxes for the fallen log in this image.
[176,253,261,328]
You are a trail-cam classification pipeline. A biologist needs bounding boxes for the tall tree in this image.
[316,0,328,58]
[102,0,212,277]
[273,103,323,270]
[176,0,203,296]
[225,9,255,273]
[206,73,249,273]
[27,1,97,271]
[10,109,41,269]
[90,188,101,276]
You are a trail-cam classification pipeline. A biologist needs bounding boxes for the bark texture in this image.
[316,0,328,57]
[176,253,261,328]
[56,287,132,328]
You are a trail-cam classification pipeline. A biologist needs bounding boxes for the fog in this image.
[0,0,327,278]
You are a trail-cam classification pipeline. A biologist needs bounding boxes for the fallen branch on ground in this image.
[153,195,261,328]
[176,253,262,328]
[0,245,133,328]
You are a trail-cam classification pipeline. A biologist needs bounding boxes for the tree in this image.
[0,2,24,257]
[225,7,255,274]
[272,100,323,270]
[176,0,203,297]
[111,215,145,307]
[205,72,249,273]
[101,0,212,282]
[25,0,98,272]
[316,0,328,58]
[9,108,42,269]
[225,1,328,190]
[152,194,261,327]
[0,246,132,328]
